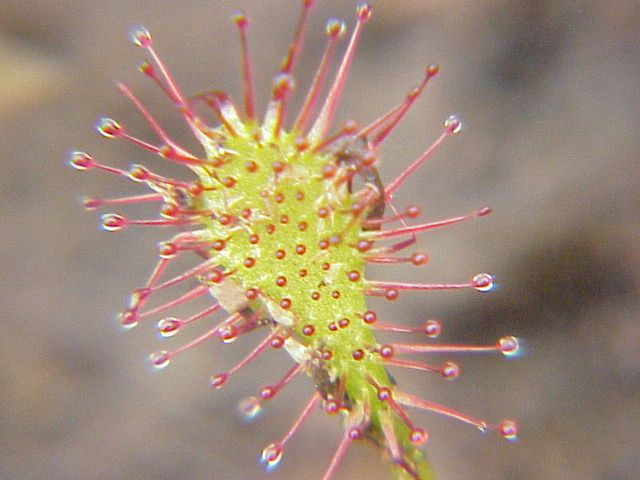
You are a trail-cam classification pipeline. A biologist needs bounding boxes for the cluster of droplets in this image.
[70,2,521,479]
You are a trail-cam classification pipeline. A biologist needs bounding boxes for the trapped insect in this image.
[70,2,520,479]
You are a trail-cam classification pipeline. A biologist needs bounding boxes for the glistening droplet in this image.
[157,317,181,338]
[149,350,171,369]
[261,442,283,470]
[238,396,262,421]
[472,273,494,292]
[444,114,462,134]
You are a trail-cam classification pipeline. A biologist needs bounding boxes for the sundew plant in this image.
[70,2,520,479]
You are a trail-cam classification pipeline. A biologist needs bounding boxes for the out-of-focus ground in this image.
[1,0,638,479]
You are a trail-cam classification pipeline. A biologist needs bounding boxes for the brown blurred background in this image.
[1,0,639,479]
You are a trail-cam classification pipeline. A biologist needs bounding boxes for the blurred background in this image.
[1,0,638,479]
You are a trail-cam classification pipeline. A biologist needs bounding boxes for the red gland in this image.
[363,310,377,324]
[160,203,179,218]
[411,252,430,266]
[499,336,520,357]
[218,325,238,344]
[130,26,152,48]
[347,270,361,282]
[294,136,309,151]
[318,206,330,218]
[272,73,293,100]
[206,270,223,283]
[137,60,153,76]
[322,163,337,178]
[423,319,442,338]
[426,63,440,77]
[410,428,428,445]
[221,176,237,188]
[499,420,518,441]
[279,298,292,309]
[472,272,495,292]
[211,239,226,251]
[209,373,228,389]
[96,117,122,138]
[233,12,248,29]
[128,164,151,182]
[441,362,460,381]
[82,198,101,210]
[385,289,400,301]
[218,214,234,226]
[325,400,340,414]
[405,205,421,218]
[272,160,286,173]
[243,257,256,268]
[261,442,283,466]
[356,240,373,252]
[157,317,181,337]
[158,242,177,259]
[68,151,94,170]
[376,387,392,401]
[260,386,276,400]
[119,309,138,328]
[444,115,462,134]
[326,18,346,38]
[361,151,376,167]
[149,350,170,369]
[338,318,350,329]
[379,345,394,359]
[101,213,126,232]
[356,3,372,21]
[188,181,204,197]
